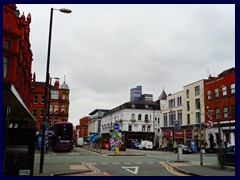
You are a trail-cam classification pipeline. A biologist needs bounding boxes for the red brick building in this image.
[31,75,70,131]
[204,67,235,149]
[3,4,34,111]
[78,117,90,139]
[3,4,36,175]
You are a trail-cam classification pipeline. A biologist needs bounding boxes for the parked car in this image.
[223,145,235,166]
[178,144,192,154]
[131,141,140,149]
[138,141,153,150]
[76,137,84,147]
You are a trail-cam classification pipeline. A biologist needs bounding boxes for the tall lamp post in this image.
[39,7,71,173]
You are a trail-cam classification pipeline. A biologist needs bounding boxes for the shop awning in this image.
[3,83,37,125]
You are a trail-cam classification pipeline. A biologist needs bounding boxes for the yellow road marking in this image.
[160,162,187,176]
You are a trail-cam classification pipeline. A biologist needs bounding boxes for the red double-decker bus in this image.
[52,122,73,151]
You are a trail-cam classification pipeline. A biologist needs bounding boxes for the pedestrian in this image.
[173,141,177,153]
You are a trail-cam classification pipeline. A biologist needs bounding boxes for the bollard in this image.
[115,147,119,155]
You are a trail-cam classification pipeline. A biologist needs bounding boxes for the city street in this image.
[33,146,235,176]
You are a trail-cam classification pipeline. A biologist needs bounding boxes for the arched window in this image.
[145,114,148,121]
[138,114,142,121]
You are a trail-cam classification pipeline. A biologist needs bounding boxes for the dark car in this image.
[178,144,192,154]
[223,145,235,166]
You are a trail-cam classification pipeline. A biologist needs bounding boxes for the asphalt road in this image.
[34,147,198,176]
[34,146,223,176]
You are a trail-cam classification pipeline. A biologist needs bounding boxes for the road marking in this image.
[124,162,132,164]
[122,166,139,175]
[85,163,100,172]
[134,162,142,164]
[146,162,154,164]
[101,163,108,165]
[160,162,186,176]
[112,163,120,164]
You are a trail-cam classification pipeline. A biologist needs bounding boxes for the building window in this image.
[223,107,228,118]
[51,90,59,99]
[222,86,227,96]
[230,83,235,94]
[215,88,219,98]
[128,125,132,131]
[131,114,135,120]
[61,105,66,114]
[186,89,189,98]
[207,90,211,100]
[196,112,200,124]
[187,101,190,111]
[169,99,175,108]
[164,113,168,126]
[169,112,175,126]
[4,40,11,50]
[40,109,44,117]
[138,114,142,121]
[147,126,151,132]
[54,104,59,114]
[177,110,182,125]
[145,114,148,121]
[142,126,145,132]
[195,86,200,96]
[187,114,190,125]
[3,56,10,78]
[33,96,38,104]
[50,104,53,113]
[62,94,66,100]
[32,109,37,117]
[215,108,220,120]
[177,97,182,106]
[41,96,45,104]
[195,98,200,110]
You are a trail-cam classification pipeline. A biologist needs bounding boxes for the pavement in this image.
[33,148,236,176]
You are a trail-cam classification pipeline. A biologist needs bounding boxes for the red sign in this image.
[162,131,171,137]
[174,130,183,138]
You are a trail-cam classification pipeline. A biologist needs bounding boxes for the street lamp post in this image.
[39,7,71,173]
[174,120,180,161]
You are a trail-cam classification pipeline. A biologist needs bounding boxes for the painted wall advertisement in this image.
[109,131,122,151]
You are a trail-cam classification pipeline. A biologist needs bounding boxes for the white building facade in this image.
[101,101,161,147]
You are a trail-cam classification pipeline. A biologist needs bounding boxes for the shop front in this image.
[161,131,172,151]
[185,129,194,148]
[174,130,184,144]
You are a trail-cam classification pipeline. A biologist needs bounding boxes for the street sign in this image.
[114,123,119,130]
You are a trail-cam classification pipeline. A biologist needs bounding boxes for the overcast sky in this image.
[16,4,235,126]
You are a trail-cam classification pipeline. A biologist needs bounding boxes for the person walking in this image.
[173,141,177,153]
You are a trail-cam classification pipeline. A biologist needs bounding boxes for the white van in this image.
[138,140,153,150]
[76,137,84,147]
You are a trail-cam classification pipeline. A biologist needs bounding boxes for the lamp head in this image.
[59,8,72,14]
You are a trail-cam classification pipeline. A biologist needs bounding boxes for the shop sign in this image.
[162,131,171,137]
[174,130,183,138]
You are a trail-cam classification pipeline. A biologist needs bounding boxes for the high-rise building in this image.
[130,85,142,101]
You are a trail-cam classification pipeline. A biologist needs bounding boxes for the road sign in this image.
[114,123,119,130]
